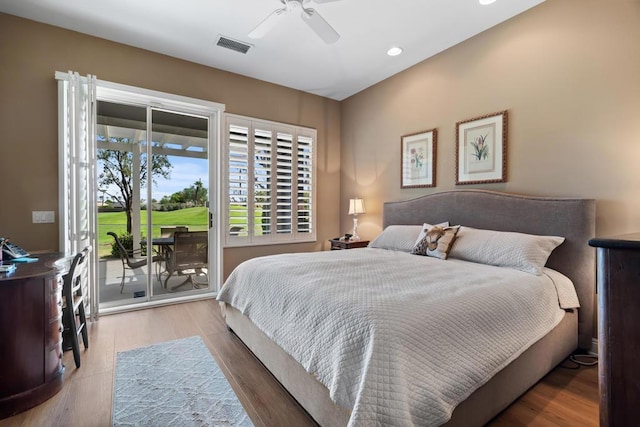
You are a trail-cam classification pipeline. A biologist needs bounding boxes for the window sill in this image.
[223,238,317,249]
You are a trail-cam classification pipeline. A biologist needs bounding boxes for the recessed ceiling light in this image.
[479,0,497,4]
[387,47,403,56]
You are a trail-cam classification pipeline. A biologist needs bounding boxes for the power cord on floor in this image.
[560,352,598,369]
[569,353,598,366]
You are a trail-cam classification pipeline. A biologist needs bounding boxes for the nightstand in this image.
[329,239,369,250]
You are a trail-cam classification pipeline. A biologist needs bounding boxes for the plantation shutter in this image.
[224,115,316,247]
[296,131,314,237]
[56,71,98,320]
[275,129,294,239]
[254,126,273,239]
[226,119,251,244]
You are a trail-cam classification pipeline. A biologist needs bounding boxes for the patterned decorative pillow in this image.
[414,222,450,246]
[448,226,565,275]
[412,225,460,260]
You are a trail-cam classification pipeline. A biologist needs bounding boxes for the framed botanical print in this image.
[456,110,507,185]
[401,128,437,189]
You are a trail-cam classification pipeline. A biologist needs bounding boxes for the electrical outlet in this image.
[32,211,55,224]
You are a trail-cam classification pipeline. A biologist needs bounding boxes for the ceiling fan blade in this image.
[248,8,288,39]
[301,8,340,44]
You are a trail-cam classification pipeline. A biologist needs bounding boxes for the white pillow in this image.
[369,223,449,252]
[448,226,565,275]
[369,225,424,252]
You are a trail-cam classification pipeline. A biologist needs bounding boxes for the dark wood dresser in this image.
[0,253,70,419]
[588,233,640,427]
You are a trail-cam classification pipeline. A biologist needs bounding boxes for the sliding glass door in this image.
[95,95,219,311]
[148,108,210,295]
[96,100,151,304]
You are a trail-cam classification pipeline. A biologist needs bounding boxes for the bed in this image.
[218,190,595,426]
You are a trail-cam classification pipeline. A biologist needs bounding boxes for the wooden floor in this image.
[0,300,598,427]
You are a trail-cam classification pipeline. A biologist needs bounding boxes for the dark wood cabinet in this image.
[0,254,69,419]
[329,239,369,250]
[589,233,640,427]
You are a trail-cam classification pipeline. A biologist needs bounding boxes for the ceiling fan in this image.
[248,0,342,44]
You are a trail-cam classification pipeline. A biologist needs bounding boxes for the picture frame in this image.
[401,129,437,189]
[455,110,507,185]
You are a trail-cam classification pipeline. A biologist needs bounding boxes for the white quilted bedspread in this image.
[217,248,578,426]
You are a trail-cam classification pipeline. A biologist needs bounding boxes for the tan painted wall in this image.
[0,13,341,280]
[341,0,640,241]
[2,0,638,286]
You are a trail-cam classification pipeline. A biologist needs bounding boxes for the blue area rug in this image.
[113,336,253,426]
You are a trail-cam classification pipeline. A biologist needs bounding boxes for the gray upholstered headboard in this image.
[383,190,596,350]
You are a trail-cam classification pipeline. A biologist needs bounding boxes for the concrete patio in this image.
[98,257,210,306]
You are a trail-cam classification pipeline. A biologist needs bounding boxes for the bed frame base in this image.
[223,303,577,426]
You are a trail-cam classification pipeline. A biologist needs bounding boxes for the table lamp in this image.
[348,197,366,241]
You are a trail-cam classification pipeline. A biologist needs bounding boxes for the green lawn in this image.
[98,205,264,257]
[229,204,265,235]
[98,207,208,258]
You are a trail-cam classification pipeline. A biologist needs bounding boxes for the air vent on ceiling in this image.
[216,36,252,54]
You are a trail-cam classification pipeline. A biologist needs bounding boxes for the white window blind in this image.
[228,121,250,238]
[225,115,316,246]
[56,71,98,319]
[254,127,272,237]
[297,132,313,234]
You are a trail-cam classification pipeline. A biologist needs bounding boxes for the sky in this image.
[98,155,209,204]
[152,155,209,201]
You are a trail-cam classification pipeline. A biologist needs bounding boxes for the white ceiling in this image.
[0,0,544,100]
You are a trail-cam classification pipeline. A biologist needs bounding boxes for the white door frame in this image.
[58,72,225,317]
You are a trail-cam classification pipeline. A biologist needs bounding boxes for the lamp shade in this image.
[348,198,366,215]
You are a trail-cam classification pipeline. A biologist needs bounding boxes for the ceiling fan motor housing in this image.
[281,0,311,6]
[251,0,341,44]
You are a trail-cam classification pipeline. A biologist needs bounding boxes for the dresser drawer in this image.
[49,291,63,318]
[44,342,64,382]
[46,316,63,348]
[48,275,63,292]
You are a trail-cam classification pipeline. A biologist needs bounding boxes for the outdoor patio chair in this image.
[160,226,189,238]
[107,232,164,293]
[163,231,208,291]
[158,227,188,256]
